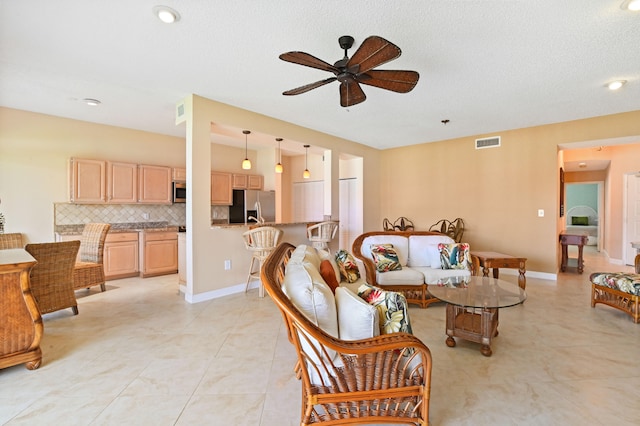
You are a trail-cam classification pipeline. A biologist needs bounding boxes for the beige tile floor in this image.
[1,246,639,425]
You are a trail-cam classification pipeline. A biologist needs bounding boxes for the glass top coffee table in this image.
[428,276,527,356]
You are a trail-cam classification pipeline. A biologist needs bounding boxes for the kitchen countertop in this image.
[210,221,318,229]
[55,222,182,235]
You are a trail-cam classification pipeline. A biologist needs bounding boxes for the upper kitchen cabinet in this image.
[70,158,106,203]
[248,174,263,190]
[138,165,172,204]
[211,171,232,205]
[232,173,263,190]
[107,161,138,204]
[173,167,186,182]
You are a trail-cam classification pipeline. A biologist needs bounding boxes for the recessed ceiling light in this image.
[607,80,627,90]
[83,98,101,106]
[153,5,180,23]
[621,0,640,11]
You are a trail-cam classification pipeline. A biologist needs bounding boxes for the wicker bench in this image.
[590,269,640,323]
[352,231,479,308]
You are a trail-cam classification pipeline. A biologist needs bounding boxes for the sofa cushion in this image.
[361,235,409,266]
[375,267,425,286]
[357,283,413,335]
[335,287,380,340]
[320,260,340,294]
[370,244,402,272]
[318,250,341,284]
[335,249,361,283]
[407,235,455,268]
[412,266,472,283]
[439,243,472,270]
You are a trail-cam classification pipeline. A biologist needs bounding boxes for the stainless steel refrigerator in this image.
[229,189,276,224]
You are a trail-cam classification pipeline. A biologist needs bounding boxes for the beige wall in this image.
[380,111,640,274]
[3,103,640,301]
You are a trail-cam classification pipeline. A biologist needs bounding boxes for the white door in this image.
[624,173,640,265]
[339,178,357,251]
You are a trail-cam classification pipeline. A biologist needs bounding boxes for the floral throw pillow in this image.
[438,243,471,270]
[357,283,413,336]
[370,244,402,272]
[335,249,361,283]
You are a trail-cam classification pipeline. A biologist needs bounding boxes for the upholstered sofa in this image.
[261,242,432,426]
[352,231,479,308]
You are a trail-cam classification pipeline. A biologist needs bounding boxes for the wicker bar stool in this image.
[73,223,111,292]
[25,240,81,315]
[0,233,25,249]
[242,226,282,297]
[306,221,338,254]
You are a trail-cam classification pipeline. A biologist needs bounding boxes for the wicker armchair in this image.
[25,240,81,315]
[73,223,111,291]
[0,233,24,249]
[261,242,433,426]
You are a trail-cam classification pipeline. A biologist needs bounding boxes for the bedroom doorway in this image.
[565,182,604,252]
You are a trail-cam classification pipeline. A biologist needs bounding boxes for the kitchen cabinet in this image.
[248,174,264,190]
[178,232,186,286]
[138,165,172,204]
[211,171,233,205]
[107,161,138,203]
[70,158,106,203]
[104,232,139,279]
[139,231,178,277]
[232,174,264,190]
[173,167,186,182]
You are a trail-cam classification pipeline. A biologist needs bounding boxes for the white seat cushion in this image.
[412,266,471,283]
[375,267,424,286]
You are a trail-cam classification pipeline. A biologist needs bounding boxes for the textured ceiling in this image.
[1,0,639,154]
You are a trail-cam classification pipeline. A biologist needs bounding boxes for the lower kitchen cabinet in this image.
[104,232,139,280]
[139,231,178,277]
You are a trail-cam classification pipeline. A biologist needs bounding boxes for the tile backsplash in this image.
[54,203,229,227]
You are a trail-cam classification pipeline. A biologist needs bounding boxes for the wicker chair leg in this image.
[72,306,79,315]
[100,283,106,292]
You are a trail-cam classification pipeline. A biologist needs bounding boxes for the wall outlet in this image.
[224,260,231,270]
[538,209,544,217]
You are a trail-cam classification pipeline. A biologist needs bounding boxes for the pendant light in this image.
[275,138,284,173]
[242,130,252,170]
[303,144,311,179]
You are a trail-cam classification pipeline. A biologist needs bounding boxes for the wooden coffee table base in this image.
[445,304,499,357]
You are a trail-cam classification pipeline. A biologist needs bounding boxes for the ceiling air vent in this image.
[475,136,501,149]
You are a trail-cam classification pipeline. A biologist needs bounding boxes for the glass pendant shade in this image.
[275,138,283,173]
[303,144,310,179]
[242,130,252,170]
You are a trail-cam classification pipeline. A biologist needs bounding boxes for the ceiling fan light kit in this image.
[280,35,419,107]
[242,130,252,170]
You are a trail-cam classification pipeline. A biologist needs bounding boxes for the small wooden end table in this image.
[559,232,588,273]
[471,251,527,289]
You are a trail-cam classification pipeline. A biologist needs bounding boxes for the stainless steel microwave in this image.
[172,182,186,203]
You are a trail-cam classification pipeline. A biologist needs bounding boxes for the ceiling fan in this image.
[279,35,419,107]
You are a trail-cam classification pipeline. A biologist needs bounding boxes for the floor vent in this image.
[475,136,501,149]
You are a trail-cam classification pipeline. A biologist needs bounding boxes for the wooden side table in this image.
[559,232,588,273]
[470,251,527,289]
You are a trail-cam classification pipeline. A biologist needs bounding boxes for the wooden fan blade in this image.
[339,80,366,107]
[357,70,420,93]
[346,36,401,74]
[279,51,339,74]
[283,77,337,95]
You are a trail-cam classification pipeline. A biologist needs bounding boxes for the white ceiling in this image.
[1,1,639,155]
